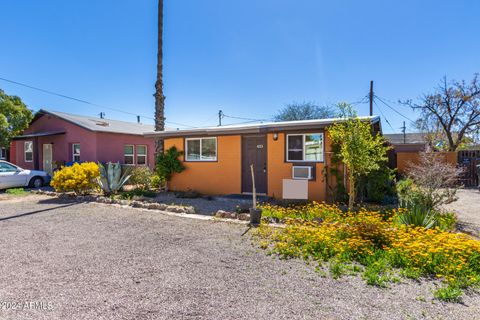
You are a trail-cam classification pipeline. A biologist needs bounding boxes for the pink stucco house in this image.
[10,109,156,174]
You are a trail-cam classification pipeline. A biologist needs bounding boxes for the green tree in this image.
[274,102,336,121]
[0,89,33,148]
[328,103,390,209]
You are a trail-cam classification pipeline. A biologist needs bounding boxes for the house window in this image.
[286,133,324,162]
[0,147,6,160]
[136,145,147,165]
[24,141,33,162]
[185,137,217,161]
[124,145,134,164]
[72,144,81,162]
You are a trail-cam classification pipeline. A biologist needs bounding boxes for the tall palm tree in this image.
[154,0,165,154]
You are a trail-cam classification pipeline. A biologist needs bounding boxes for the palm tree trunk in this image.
[154,0,166,155]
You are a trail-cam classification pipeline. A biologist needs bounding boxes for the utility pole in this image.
[218,110,223,126]
[401,121,406,144]
[369,80,374,116]
[99,112,105,119]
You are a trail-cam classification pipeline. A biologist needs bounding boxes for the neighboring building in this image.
[10,110,156,174]
[146,116,381,201]
[0,147,7,161]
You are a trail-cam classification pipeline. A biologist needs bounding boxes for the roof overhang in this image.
[13,130,66,140]
[145,116,381,138]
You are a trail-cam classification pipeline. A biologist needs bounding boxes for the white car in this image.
[0,160,51,190]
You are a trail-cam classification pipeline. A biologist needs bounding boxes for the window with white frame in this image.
[24,141,33,162]
[124,145,134,164]
[72,143,81,162]
[0,147,6,160]
[185,137,217,161]
[286,133,324,162]
[136,145,147,165]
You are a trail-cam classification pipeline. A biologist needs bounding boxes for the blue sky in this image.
[1,0,479,133]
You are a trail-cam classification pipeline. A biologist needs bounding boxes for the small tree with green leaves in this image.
[156,146,185,191]
[328,103,390,209]
[0,89,33,148]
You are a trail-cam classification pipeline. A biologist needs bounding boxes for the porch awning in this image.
[13,130,66,140]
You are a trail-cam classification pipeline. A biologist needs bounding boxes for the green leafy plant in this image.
[5,188,27,196]
[328,103,391,209]
[356,165,396,204]
[127,166,154,190]
[97,162,132,195]
[150,175,164,190]
[397,200,438,229]
[119,189,157,200]
[156,146,185,190]
[434,285,463,302]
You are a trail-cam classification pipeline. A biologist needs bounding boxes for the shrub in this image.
[128,166,154,190]
[150,175,164,190]
[97,162,131,195]
[119,189,157,200]
[396,200,438,229]
[356,165,396,204]
[253,203,480,300]
[156,146,185,190]
[51,162,100,194]
[438,212,457,231]
[406,150,463,210]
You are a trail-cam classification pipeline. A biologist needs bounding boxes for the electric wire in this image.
[0,76,198,129]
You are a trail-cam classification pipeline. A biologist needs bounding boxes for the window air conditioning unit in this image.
[292,166,312,180]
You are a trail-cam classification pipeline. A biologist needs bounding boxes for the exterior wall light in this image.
[273,133,279,141]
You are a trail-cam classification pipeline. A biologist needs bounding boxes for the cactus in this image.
[97,162,131,195]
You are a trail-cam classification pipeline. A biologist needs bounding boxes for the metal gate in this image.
[458,150,480,187]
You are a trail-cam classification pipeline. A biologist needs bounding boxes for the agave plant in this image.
[397,200,438,229]
[97,162,131,195]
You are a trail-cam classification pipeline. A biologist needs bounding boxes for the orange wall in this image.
[164,136,242,194]
[164,131,332,201]
[267,132,330,201]
[397,151,457,175]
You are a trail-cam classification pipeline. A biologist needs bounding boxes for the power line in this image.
[222,113,272,122]
[373,100,396,133]
[374,94,416,124]
[0,76,197,129]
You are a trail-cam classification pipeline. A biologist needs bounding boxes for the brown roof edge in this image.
[145,116,381,138]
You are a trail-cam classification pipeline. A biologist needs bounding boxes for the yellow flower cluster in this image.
[51,162,100,195]
[255,203,480,288]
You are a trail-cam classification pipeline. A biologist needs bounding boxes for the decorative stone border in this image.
[32,190,196,215]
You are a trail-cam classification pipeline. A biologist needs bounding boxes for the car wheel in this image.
[29,177,44,189]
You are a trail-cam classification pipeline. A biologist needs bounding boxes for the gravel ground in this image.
[152,192,253,215]
[444,188,480,237]
[0,196,479,320]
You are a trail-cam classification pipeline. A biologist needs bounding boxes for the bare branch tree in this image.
[406,74,480,151]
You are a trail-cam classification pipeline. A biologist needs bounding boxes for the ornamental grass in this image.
[255,203,480,301]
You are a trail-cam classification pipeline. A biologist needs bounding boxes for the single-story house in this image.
[146,116,381,201]
[10,109,156,174]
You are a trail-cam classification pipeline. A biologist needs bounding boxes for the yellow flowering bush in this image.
[51,162,100,195]
[255,203,480,300]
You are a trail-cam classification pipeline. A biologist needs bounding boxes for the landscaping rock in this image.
[184,206,196,214]
[215,210,227,218]
[238,213,250,221]
[166,206,186,214]
[130,201,144,208]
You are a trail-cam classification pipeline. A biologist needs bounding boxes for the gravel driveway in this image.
[0,196,479,320]
[444,188,480,237]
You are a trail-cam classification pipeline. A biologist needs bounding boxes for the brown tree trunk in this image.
[154,0,165,155]
[348,172,355,210]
